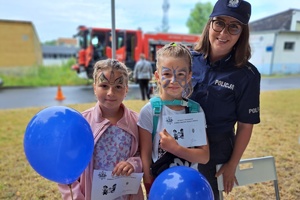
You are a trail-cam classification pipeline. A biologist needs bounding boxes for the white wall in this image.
[290,10,300,31]
[250,32,275,75]
[250,31,300,75]
[272,32,300,74]
[43,58,71,66]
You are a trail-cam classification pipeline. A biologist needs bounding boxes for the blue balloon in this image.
[149,166,214,200]
[23,106,94,185]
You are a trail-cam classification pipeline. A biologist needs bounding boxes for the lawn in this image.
[0,60,88,87]
[0,90,299,199]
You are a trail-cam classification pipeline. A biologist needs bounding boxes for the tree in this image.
[186,2,213,34]
[43,40,57,46]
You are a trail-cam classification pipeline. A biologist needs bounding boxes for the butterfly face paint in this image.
[161,66,188,88]
[98,70,125,86]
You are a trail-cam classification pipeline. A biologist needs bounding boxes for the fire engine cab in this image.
[72,26,200,79]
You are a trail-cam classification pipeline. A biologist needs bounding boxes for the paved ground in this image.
[0,76,299,110]
[0,84,142,110]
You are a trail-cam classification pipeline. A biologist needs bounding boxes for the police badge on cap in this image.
[228,0,241,7]
[210,0,251,24]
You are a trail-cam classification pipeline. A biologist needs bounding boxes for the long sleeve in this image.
[127,156,142,173]
[58,181,85,200]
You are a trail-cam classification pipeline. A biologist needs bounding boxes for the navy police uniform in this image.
[190,51,260,196]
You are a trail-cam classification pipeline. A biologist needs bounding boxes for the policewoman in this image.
[190,0,260,198]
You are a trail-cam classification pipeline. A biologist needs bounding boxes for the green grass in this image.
[261,73,300,78]
[0,59,88,87]
[0,91,299,199]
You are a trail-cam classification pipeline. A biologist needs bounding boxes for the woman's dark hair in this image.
[194,19,251,67]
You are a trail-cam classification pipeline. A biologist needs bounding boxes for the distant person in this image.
[58,59,144,200]
[91,36,104,61]
[133,53,153,100]
[190,0,261,199]
[93,38,105,60]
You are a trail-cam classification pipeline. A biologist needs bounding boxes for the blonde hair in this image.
[93,59,129,85]
[155,42,193,98]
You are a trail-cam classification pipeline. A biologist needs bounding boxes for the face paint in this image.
[98,70,125,86]
[98,72,108,83]
[161,66,188,88]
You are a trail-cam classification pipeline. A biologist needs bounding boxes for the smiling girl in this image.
[137,43,210,196]
[58,59,144,200]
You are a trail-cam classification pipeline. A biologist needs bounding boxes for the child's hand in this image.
[159,129,178,152]
[112,161,134,176]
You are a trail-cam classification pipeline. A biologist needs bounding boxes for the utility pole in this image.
[111,0,116,59]
[162,0,170,32]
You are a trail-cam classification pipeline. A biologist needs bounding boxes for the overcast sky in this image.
[1,0,300,42]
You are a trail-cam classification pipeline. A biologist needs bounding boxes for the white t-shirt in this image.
[137,101,206,169]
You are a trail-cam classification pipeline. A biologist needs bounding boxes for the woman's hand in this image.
[215,162,238,194]
[112,161,134,176]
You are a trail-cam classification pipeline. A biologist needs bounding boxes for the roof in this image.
[57,38,78,46]
[249,9,300,32]
[0,19,32,25]
[42,45,79,55]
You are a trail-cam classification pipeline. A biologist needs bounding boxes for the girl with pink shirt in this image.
[58,59,144,200]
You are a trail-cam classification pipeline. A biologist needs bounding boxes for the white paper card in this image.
[91,170,143,200]
[162,112,206,147]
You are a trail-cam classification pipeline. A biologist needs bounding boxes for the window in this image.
[284,42,295,50]
[296,20,300,31]
[22,34,29,41]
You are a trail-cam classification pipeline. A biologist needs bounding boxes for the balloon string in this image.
[68,184,74,200]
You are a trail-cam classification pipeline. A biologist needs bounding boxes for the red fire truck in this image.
[71,25,200,79]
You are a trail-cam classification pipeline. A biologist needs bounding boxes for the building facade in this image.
[42,45,78,66]
[0,19,42,68]
[249,9,300,75]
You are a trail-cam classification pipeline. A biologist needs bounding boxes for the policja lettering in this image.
[249,107,260,114]
[214,79,234,90]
